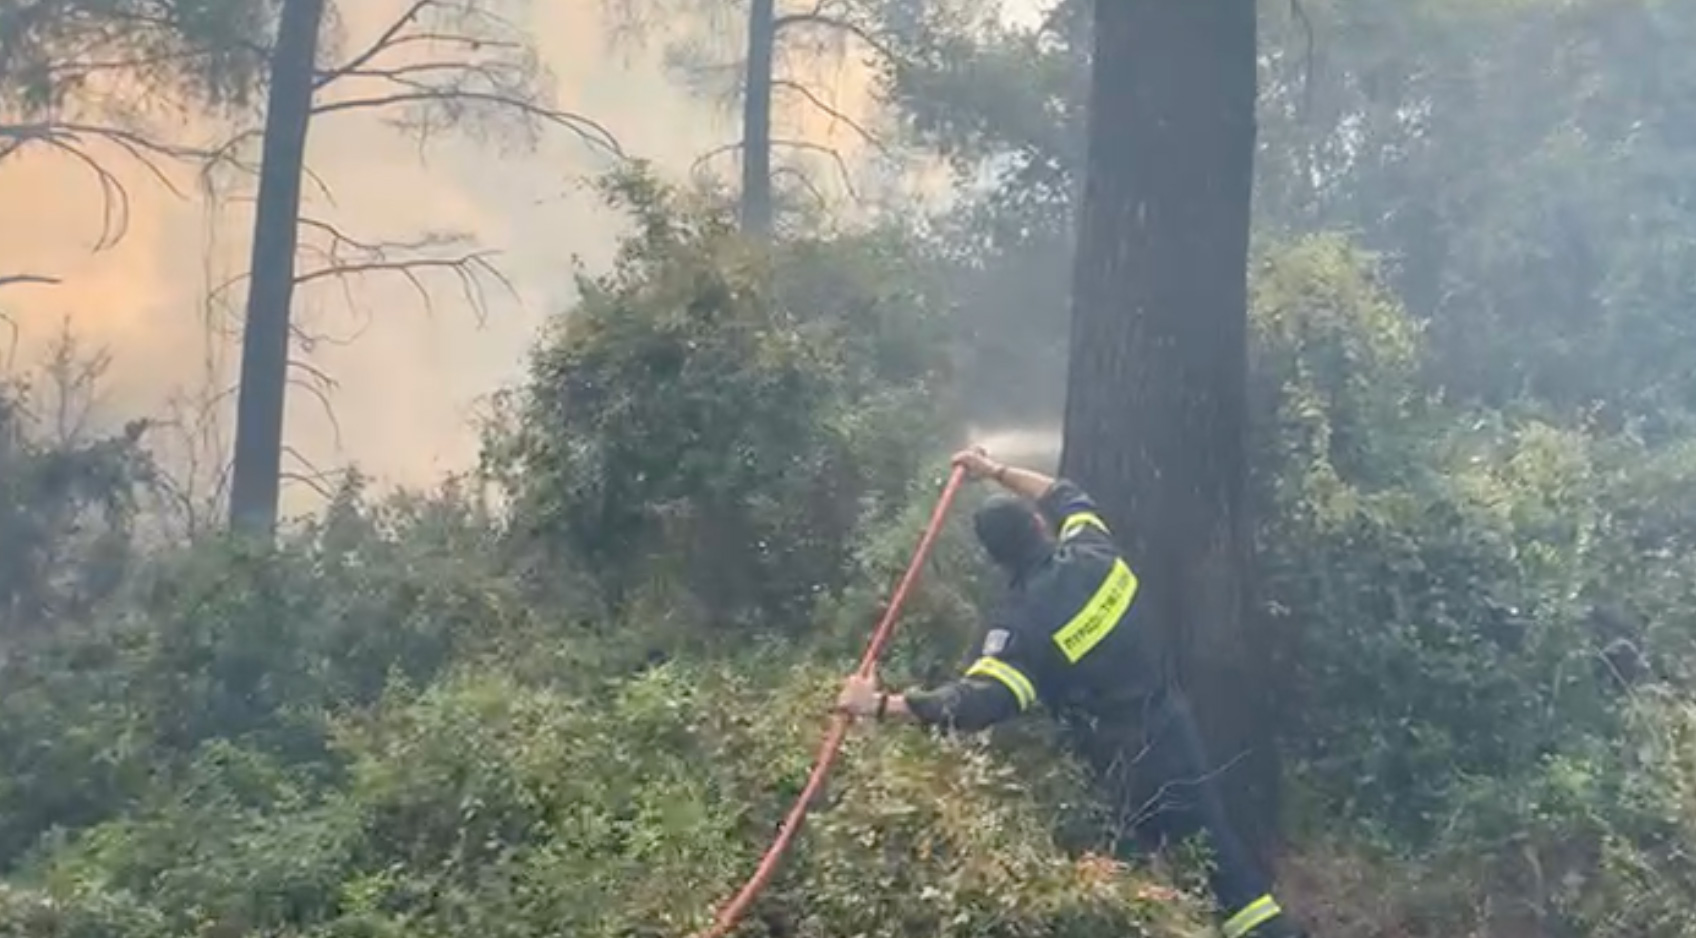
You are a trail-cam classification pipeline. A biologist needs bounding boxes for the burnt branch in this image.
[304,0,624,158]
[771,136,859,199]
[207,217,518,343]
[315,0,436,87]
[0,274,63,289]
[317,56,526,88]
[198,128,340,208]
[294,253,510,322]
[312,89,623,157]
[772,77,888,154]
[0,120,206,250]
[279,444,341,500]
[771,8,894,63]
[319,30,525,89]
[772,164,828,211]
[689,140,743,176]
[690,136,860,202]
[285,358,344,450]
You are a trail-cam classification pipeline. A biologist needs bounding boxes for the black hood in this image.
[972,493,1052,578]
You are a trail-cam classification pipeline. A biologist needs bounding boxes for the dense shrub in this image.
[0,480,550,871]
[482,168,956,636]
[0,375,150,638]
[0,648,1211,938]
[1247,234,1696,933]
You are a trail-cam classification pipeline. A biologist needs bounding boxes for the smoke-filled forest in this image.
[6,1,1696,936]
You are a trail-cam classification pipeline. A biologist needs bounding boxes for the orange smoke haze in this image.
[0,0,919,521]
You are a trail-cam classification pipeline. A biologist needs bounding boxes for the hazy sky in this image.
[1,0,923,521]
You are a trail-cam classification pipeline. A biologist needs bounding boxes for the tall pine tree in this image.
[1059,0,1272,849]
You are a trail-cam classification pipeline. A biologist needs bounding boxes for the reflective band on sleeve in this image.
[964,656,1037,710]
[1052,558,1138,663]
[1222,894,1282,938]
[1059,511,1108,540]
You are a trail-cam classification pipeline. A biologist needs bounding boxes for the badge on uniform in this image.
[982,629,1011,656]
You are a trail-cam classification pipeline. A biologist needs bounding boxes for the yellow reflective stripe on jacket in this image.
[1059,511,1108,540]
[1222,894,1282,938]
[1052,558,1138,663]
[964,656,1037,710]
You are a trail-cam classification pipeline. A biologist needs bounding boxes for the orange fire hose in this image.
[688,463,968,938]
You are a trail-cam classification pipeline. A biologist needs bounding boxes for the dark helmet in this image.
[972,493,1051,572]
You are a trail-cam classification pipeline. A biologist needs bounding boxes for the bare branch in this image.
[689,136,860,209]
[297,215,455,257]
[0,275,62,289]
[291,254,480,292]
[771,10,894,63]
[771,137,859,199]
[279,466,340,501]
[311,89,624,157]
[317,56,525,88]
[207,215,518,339]
[37,137,129,250]
[318,34,525,88]
[689,140,744,177]
[0,120,213,249]
[0,313,17,373]
[285,359,344,450]
[772,164,829,212]
[772,78,888,154]
[198,127,339,207]
[294,253,511,326]
[314,0,435,88]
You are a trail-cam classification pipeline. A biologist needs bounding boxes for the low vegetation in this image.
[8,171,1696,937]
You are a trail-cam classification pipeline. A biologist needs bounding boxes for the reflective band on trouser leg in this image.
[1059,511,1108,540]
[1222,894,1282,938]
[964,656,1037,710]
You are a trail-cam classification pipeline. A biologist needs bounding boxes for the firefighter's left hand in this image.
[836,673,882,717]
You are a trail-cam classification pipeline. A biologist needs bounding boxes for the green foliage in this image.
[0,479,547,870]
[876,0,1696,430]
[0,588,1210,937]
[483,167,955,633]
[1242,231,1696,931]
[0,0,277,114]
[1248,232,1430,500]
[0,376,150,637]
[0,177,1214,936]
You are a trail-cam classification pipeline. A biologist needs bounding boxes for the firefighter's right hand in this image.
[951,446,999,480]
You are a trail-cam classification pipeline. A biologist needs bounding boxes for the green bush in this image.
[0,479,549,871]
[2,649,1210,938]
[0,375,150,638]
[481,168,956,636]
[1246,233,1696,931]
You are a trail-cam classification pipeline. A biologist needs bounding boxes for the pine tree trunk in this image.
[739,0,775,236]
[227,0,325,536]
[1059,0,1274,850]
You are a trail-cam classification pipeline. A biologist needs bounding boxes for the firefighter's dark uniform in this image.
[903,478,1293,938]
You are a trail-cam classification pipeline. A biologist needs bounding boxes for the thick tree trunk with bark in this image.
[228,0,326,536]
[739,0,775,236]
[1059,0,1274,850]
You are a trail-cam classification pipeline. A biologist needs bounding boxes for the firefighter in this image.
[835,446,1305,938]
